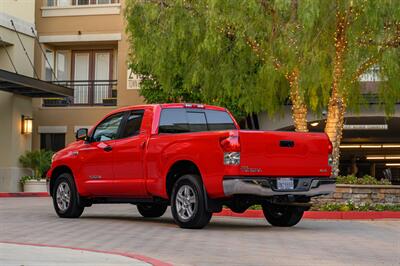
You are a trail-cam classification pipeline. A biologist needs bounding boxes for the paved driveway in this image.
[0,197,399,265]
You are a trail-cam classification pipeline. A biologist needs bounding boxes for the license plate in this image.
[277,178,294,190]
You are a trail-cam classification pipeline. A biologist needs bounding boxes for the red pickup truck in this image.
[47,103,334,229]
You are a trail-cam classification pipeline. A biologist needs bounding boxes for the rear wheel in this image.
[52,173,84,218]
[262,203,304,227]
[137,203,167,218]
[171,174,212,229]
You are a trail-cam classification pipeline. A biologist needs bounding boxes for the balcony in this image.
[43,80,117,107]
[45,0,120,7]
[42,0,121,17]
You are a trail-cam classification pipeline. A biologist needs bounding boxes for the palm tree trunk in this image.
[288,71,308,132]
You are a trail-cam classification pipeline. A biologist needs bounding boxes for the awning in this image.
[0,69,73,97]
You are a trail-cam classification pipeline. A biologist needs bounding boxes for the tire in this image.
[52,173,84,218]
[262,203,304,227]
[171,174,212,229]
[137,203,168,218]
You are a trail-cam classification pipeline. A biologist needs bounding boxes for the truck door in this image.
[112,109,149,196]
[79,112,125,196]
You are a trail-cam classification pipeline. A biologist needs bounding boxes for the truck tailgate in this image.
[239,130,331,177]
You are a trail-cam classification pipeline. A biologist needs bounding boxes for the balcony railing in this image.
[43,80,117,107]
[45,0,120,7]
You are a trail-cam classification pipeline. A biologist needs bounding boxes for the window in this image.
[56,51,69,80]
[159,108,236,134]
[205,110,236,131]
[159,109,190,133]
[121,110,144,138]
[40,133,66,152]
[72,50,113,105]
[92,113,124,142]
[76,0,89,5]
[45,49,54,81]
[46,0,57,6]
[187,112,207,132]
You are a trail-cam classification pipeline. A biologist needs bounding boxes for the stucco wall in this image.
[0,92,33,192]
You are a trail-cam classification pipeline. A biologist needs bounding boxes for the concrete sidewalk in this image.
[0,243,150,266]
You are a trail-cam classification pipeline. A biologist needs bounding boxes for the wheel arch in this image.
[49,165,74,195]
[165,160,202,199]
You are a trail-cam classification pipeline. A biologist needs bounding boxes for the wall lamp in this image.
[21,115,33,134]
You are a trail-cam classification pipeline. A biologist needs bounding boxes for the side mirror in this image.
[76,128,88,141]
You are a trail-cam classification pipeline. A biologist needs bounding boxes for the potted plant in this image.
[19,150,53,192]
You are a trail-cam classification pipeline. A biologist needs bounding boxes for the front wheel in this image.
[262,203,304,227]
[137,203,167,218]
[171,175,212,229]
[52,173,84,218]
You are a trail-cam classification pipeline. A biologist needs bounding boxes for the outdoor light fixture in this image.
[366,155,400,160]
[21,115,33,134]
[386,163,400,167]
[310,122,319,127]
[340,144,400,149]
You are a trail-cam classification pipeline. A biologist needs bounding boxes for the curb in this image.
[214,209,400,220]
[0,192,49,197]
[0,241,173,266]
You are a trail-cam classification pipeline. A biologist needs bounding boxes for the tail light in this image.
[328,140,333,167]
[220,132,240,165]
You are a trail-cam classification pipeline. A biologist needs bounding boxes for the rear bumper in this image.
[223,176,335,197]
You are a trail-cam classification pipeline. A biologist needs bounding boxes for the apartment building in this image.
[32,0,143,151]
[0,0,74,191]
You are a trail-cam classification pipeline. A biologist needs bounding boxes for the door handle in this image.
[280,140,295,148]
[103,145,113,152]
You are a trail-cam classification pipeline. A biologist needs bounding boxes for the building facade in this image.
[0,0,36,191]
[32,0,143,152]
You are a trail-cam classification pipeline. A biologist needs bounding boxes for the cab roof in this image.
[108,103,227,115]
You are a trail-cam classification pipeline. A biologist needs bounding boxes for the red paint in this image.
[0,192,49,198]
[47,103,332,200]
[0,241,172,266]
[213,209,400,220]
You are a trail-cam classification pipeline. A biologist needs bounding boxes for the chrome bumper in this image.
[223,177,335,197]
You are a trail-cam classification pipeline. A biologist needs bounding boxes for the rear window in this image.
[159,108,236,134]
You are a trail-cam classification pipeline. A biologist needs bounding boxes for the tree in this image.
[125,0,291,119]
[322,0,400,176]
[126,0,400,176]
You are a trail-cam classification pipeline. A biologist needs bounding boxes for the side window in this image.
[121,110,144,138]
[205,110,236,130]
[159,109,190,133]
[187,111,207,132]
[92,113,124,142]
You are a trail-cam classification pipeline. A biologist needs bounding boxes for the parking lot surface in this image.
[1,197,399,265]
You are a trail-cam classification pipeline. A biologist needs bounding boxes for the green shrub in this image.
[19,150,53,180]
[336,175,391,185]
[313,201,400,211]
[20,175,42,185]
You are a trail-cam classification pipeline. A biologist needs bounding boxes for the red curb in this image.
[0,241,173,266]
[0,192,49,197]
[214,209,400,220]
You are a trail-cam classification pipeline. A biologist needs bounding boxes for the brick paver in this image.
[1,198,399,265]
